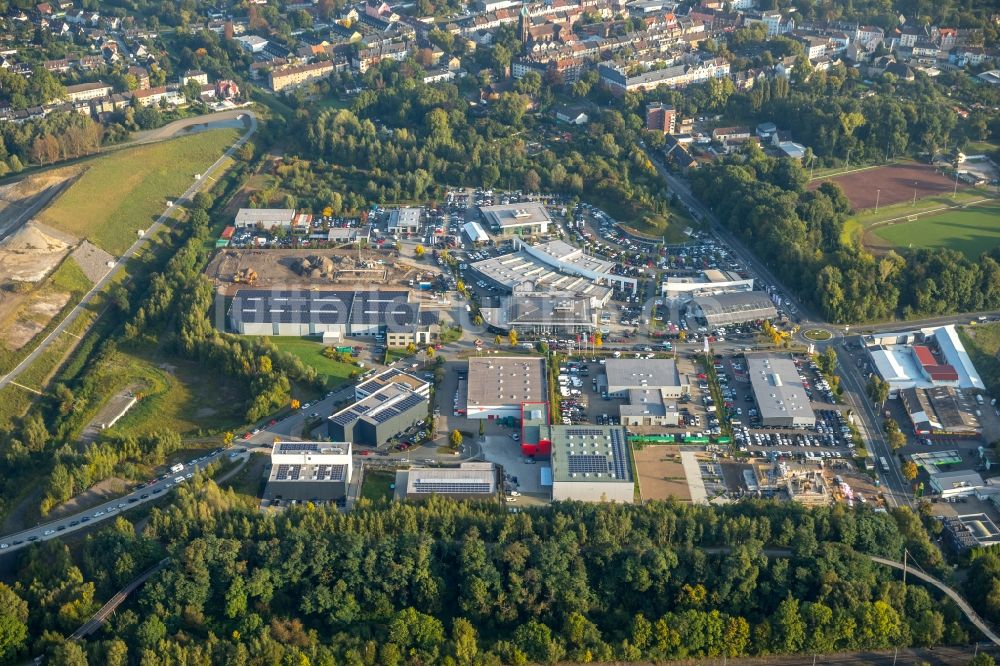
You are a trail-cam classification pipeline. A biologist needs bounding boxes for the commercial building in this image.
[466,356,546,419]
[689,291,777,326]
[747,354,816,428]
[661,269,754,298]
[899,386,982,438]
[355,367,431,400]
[394,462,500,501]
[481,292,594,334]
[65,81,113,102]
[387,207,422,235]
[942,514,1000,551]
[604,358,688,398]
[865,325,985,395]
[549,425,634,503]
[929,469,984,498]
[263,441,352,502]
[230,289,434,344]
[479,202,551,236]
[463,221,490,244]
[234,208,296,230]
[470,251,613,307]
[646,102,676,134]
[268,61,334,92]
[328,380,428,446]
[619,388,679,427]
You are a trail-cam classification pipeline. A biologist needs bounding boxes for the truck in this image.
[170,463,184,474]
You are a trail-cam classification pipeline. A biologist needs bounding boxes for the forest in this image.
[690,147,1000,323]
[0,485,978,665]
[265,60,676,235]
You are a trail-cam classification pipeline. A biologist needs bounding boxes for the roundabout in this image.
[803,328,834,342]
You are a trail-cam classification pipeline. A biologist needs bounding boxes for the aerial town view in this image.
[0,0,997,663]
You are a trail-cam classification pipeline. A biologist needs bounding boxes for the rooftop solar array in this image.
[276,464,303,480]
[278,442,320,453]
[566,428,606,437]
[232,289,418,327]
[567,454,610,475]
[609,428,630,481]
[412,479,493,494]
[331,383,428,428]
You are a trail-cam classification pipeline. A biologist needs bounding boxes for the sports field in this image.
[872,200,1000,258]
[37,129,240,255]
[809,162,959,210]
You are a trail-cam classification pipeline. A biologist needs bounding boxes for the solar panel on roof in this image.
[279,442,320,453]
[567,454,610,475]
[610,429,629,481]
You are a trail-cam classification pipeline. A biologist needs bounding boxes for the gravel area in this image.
[71,240,114,284]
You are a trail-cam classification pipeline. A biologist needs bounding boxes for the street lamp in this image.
[912,182,917,207]
[875,188,880,212]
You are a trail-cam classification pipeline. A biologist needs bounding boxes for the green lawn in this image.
[872,201,1000,258]
[102,348,247,436]
[360,470,396,501]
[268,336,361,390]
[37,129,240,255]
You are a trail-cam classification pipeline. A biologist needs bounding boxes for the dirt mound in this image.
[292,255,337,276]
[0,222,72,283]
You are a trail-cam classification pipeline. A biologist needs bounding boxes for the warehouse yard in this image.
[205,248,430,295]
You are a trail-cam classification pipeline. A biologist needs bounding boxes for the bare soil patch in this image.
[4,290,70,350]
[44,477,130,521]
[809,162,956,210]
[206,248,424,295]
[634,446,692,501]
[0,222,73,284]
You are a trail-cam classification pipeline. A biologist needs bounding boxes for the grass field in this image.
[268,336,361,390]
[360,470,396,501]
[37,129,240,255]
[872,200,1000,258]
[102,347,246,436]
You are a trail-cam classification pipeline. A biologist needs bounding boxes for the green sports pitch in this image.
[872,200,1000,258]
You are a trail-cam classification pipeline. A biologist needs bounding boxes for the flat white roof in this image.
[934,325,984,390]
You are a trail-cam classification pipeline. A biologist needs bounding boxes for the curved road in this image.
[0,449,249,552]
[0,111,257,392]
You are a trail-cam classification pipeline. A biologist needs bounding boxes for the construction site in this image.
[205,248,436,296]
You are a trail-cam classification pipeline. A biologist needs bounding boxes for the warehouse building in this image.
[661,269,754,298]
[387,208,422,235]
[549,425,635,503]
[929,469,984,498]
[355,368,430,400]
[234,208,297,230]
[394,462,500,502]
[466,356,546,419]
[942,514,1000,552]
[263,441,352,503]
[865,325,985,395]
[230,289,434,344]
[470,251,614,307]
[689,291,777,326]
[328,381,428,447]
[604,358,689,398]
[479,202,551,236]
[747,354,816,428]
[480,292,595,334]
[619,388,679,427]
[900,386,982,438]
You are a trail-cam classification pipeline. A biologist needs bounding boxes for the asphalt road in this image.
[0,111,257,392]
[0,449,247,552]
